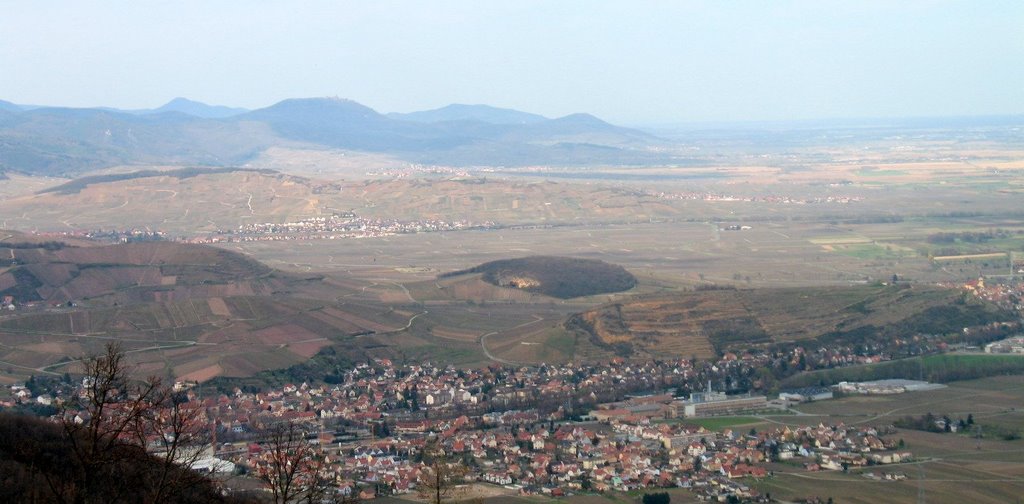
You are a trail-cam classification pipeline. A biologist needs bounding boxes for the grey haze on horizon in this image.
[1,0,1022,125]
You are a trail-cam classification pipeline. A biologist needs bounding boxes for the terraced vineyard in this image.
[0,240,275,304]
[0,239,414,383]
[567,284,1010,358]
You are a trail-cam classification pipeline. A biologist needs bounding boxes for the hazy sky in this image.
[2,1,1022,124]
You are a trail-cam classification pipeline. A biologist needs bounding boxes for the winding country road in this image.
[478,315,547,365]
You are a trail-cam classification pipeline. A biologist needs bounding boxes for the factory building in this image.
[673,381,767,418]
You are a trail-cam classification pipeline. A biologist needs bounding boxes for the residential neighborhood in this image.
[5,354,923,503]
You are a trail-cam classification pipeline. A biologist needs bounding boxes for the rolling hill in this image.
[150,97,249,118]
[0,100,24,112]
[0,169,691,235]
[0,240,274,305]
[0,166,347,234]
[441,256,637,299]
[0,238,414,384]
[0,105,280,175]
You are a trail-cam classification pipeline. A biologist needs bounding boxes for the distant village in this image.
[648,189,863,206]
[956,276,1024,315]
[193,213,496,244]
[15,212,497,247]
[365,164,472,179]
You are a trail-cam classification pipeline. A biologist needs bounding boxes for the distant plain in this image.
[1,123,1023,383]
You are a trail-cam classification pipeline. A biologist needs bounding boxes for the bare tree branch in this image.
[417,439,466,504]
[253,421,335,504]
[55,342,214,504]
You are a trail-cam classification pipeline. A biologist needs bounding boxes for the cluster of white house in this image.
[984,336,1024,354]
[777,387,834,403]
[833,379,945,395]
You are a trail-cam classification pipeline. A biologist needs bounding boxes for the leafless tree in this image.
[134,393,214,502]
[417,439,466,504]
[299,452,338,504]
[253,421,335,504]
[54,342,213,504]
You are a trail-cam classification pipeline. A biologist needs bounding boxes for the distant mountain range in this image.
[387,103,548,125]
[0,97,250,118]
[0,97,664,176]
[0,99,24,113]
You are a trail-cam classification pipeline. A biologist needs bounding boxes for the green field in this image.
[833,242,917,260]
[680,416,765,430]
[748,376,1024,503]
[783,353,1024,388]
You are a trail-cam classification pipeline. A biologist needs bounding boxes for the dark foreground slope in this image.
[0,412,249,504]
